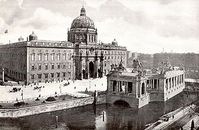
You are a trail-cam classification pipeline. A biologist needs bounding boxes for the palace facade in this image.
[0,7,127,84]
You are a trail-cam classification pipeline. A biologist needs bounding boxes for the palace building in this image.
[0,7,127,84]
[0,33,73,84]
[68,7,127,80]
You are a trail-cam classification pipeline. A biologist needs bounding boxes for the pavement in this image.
[0,77,107,108]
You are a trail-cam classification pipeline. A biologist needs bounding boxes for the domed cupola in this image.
[68,7,98,44]
[29,31,38,41]
[70,7,95,29]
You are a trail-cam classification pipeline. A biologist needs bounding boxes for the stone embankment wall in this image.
[0,96,105,118]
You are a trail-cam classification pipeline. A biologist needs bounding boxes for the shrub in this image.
[46,97,56,101]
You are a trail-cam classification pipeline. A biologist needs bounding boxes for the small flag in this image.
[4,29,8,33]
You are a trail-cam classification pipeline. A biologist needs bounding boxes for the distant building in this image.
[0,7,127,84]
[153,53,199,79]
[106,60,185,108]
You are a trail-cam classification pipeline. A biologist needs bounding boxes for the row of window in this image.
[103,51,126,55]
[31,72,71,79]
[104,55,125,60]
[69,34,96,43]
[31,63,71,71]
[30,53,72,61]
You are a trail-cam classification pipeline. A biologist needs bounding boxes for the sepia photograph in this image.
[0,0,199,129]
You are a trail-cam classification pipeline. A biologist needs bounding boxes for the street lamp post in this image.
[21,90,23,101]
[2,67,4,83]
[55,115,58,128]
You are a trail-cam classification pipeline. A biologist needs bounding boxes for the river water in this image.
[0,92,198,130]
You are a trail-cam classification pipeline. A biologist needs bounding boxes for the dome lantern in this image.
[80,6,86,16]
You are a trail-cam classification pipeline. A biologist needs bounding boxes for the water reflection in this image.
[0,92,198,130]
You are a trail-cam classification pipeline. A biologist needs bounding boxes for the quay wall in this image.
[0,96,105,118]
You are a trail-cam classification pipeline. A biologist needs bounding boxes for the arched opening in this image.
[89,62,94,78]
[141,83,145,95]
[114,100,130,107]
[98,69,101,78]
[82,69,86,79]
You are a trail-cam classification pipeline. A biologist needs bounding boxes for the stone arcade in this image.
[106,60,185,108]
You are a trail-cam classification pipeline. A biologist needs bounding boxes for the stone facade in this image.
[148,69,185,101]
[0,7,127,83]
[27,40,73,83]
[67,7,127,80]
[0,42,27,81]
[0,38,73,84]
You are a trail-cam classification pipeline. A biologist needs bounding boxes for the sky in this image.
[0,0,199,53]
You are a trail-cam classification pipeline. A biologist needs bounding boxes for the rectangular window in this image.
[128,82,132,93]
[63,64,66,69]
[63,72,66,77]
[31,74,34,79]
[57,53,60,61]
[31,53,35,61]
[38,53,42,61]
[38,74,42,79]
[51,73,54,78]
[68,53,72,60]
[63,53,67,60]
[45,64,48,70]
[57,73,60,78]
[38,64,41,70]
[51,53,55,61]
[58,64,60,69]
[44,53,48,61]
[31,64,35,71]
[52,64,54,69]
[44,73,48,78]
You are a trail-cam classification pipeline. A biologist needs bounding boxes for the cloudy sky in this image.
[0,0,199,53]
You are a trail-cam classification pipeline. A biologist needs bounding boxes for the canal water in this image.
[0,92,198,130]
